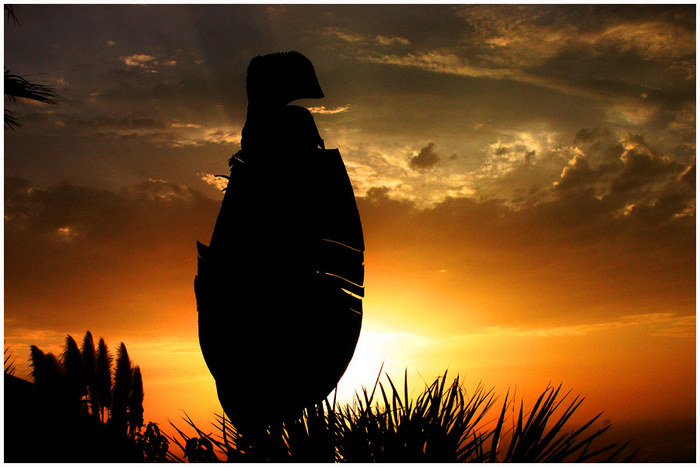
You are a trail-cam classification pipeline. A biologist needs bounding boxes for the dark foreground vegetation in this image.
[5,334,168,462]
[6,337,637,462]
[168,370,638,462]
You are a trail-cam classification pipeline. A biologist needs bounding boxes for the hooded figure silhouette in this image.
[195,52,364,431]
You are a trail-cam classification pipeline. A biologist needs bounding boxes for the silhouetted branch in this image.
[4,70,57,129]
[4,346,17,376]
[5,70,56,104]
[5,5,19,25]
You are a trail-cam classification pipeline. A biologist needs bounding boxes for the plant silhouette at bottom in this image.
[168,370,636,462]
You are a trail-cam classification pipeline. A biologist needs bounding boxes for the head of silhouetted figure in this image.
[246,51,324,110]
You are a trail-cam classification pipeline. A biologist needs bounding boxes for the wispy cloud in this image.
[122,53,158,70]
[325,27,366,44]
[198,173,228,192]
[308,105,350,115]
[201,128,240,145]
[121,53,177,72]
[111,122,241,148]
[170,122,202,129]
[362,51,610,102]
[364,51,515,80]
[325,27,410,48]
[455,6,694,65]
[55,226,80,242]
[450,313,695,340]
[376,35,410,47]
[337,6,693,108]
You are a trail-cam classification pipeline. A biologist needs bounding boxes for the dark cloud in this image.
[5,178,220,334]
[5,176,33,199]
[555,155,616,193]
[4,117,695,338]
[4,5,695,334]
[5,178,218,247]
[611,143,680,196]
[354,170,694,327]
[71,114,167,131]
[574,127,610,145]
[409,142,440,170]
[679,163,695,188]
[456,5,695,95]
[352,124,695,325]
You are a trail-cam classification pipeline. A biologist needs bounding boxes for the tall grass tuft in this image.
[81,332,98,418]
[62,335,86,415]
[95,337,113,422]
[112,342,133,432]
[335,370,495,462]
[168,370,635,462]
[495,385,636,462]
[128,366,145,437]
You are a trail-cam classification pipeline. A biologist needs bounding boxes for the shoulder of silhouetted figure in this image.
[277,105,324,151]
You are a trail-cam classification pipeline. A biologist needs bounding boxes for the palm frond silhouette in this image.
[4,70,58,129]
[5,7,57,129]
[4,5,19,24]
[4,345,17,376]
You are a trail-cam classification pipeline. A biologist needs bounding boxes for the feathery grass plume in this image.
[112,342,133,432]
[4,346,16,376]
[30,346,64,415]
[29,345,48,383]
[95,337,113,422]
[128,366,144,437]
[61,335,86,416]
[80,331,97,417]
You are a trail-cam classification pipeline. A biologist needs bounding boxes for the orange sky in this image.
[4,4,695,455]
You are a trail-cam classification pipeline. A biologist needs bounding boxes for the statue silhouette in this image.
[195,52,364,431]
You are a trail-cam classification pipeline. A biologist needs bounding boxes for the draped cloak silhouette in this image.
[195,52,364,429]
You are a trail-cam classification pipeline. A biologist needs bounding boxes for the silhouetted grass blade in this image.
[167,371,636,462]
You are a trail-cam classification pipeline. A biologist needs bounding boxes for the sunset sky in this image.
[4,4,695,455]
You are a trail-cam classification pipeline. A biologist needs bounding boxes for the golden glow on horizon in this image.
[5,230,694,432]
[6,294,694,435]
